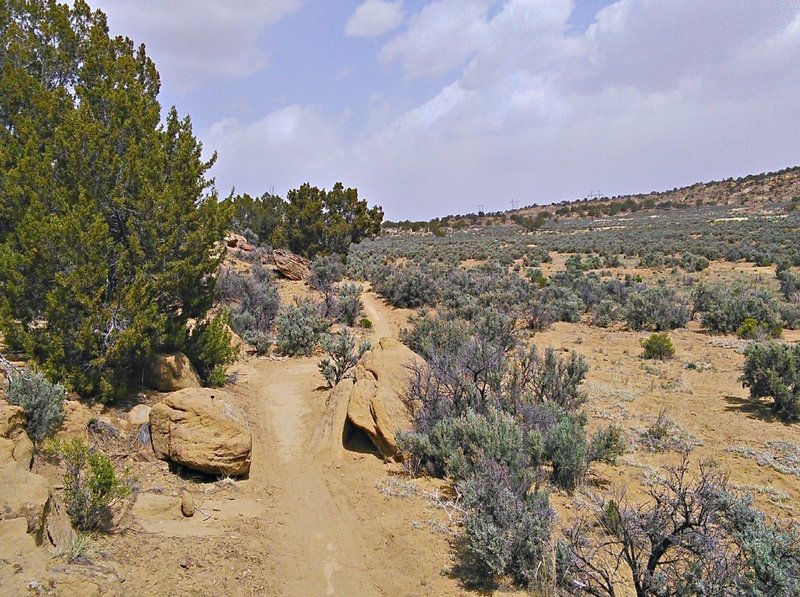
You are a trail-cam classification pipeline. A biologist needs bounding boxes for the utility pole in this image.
[510,199,519,210]
[477,204,484,213]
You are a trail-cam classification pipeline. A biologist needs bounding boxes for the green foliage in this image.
[737,317,782,340]
[589,424,626,465]
[741,342,800,420]
[359,317,373,329]
[544,412,589,491]
[227,192,285,247]
[219,264,280,354]
[418,408,531,481]
[641,332,675,360]
[272,182,383,258]
[0,0,231,401]
[53,437,130,532]
[625,287,690,331]
[275,299,329,356]
[696,283,783,335]
[180,313,237,386]
[457,462,555,589]
[7,368,66,444]
[337,283,364,326]
[318,328,370,387]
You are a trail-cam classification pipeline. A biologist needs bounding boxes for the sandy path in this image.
[250,358,382,596]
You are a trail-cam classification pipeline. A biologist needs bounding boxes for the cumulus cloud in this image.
[201,0,800,220]
[205,105,345,197]
[379,0,495,78]
[93,0,303,90]
[346,0,405,37]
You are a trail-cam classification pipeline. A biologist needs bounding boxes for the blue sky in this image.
[94,1,800,220]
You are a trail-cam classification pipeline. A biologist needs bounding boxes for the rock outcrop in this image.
[144,351,201,393]
[272,249,311,280]
[313,337,419,461]
[225,232,255,252]
[149,388,252,476]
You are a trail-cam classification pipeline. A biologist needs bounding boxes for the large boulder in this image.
[272,249,311,280]
[149,388,251,476]
[144,352,201,393]
[314,337,419,460]
[0,460,51,543]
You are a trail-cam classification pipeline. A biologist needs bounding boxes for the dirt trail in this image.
[240,289,460,595]
[251,357,383,596]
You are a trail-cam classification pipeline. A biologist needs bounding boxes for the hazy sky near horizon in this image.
[92,0,800,220]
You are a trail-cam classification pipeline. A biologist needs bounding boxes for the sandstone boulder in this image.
[128,404,152,427]
[144,352,201,393]
[314,337,419,460]
[0,462,51,542]
[149,388,251,476]
[225,232,254,252]
[273,249,311,280]
[0,402,25,438]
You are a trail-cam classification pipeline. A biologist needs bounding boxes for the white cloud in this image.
[92,0,303,90]
[346,0,405,37]
[202,0,800,220]
[205,105,344,197]
[379,0,495,78]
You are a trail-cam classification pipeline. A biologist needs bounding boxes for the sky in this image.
[92,0,800,220]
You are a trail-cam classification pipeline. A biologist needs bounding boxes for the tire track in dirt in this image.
[250,358,381,596]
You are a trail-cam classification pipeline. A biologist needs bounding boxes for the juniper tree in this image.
[0,0,231,400]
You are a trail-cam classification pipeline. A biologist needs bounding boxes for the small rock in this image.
[180,493,195,517]
[178,557,194,569]
[128,404,151,427]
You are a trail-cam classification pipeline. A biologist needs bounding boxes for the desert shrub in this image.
[737,316,782,340]
[777,265,800,301]
[399,311,469,360]
[318,329,371,387]
[274,298,329,356]
[309,255,345,316]
[591,299,620,327]
[53,438,130,532]
[741,342,800,420]
[457,462,556,589]
[336,283,364,326]
[541,286,583,323]
[527,347,588,412]
[641,332,675,360]
[180,312,237,387]
[561,455,800,596]
[639,251,666,268]
[589,424,626,465]
[680,253,710,272]
[373,265,438,308]
[414,408,538,481]
[527,268,548,288]
[625,287,690,331]
[6,368,66,445]
[696,283,783,335]
[359,317,373,329]
[220,264,281,354]
[544,412,589,490]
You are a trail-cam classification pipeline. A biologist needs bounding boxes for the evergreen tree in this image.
[272,182,383,258]
[0,0,231,400]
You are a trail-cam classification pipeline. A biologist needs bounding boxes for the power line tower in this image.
[510,199,520,210]
[586,190,603,200]
[477,204,484,213]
